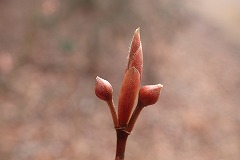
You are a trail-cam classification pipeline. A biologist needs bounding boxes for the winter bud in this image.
[118,67,140,127]
[138,84,163,107]
[95,76,113,102]
[127,27,143,80]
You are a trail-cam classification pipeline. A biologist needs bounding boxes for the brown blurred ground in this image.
[0,0,240,160]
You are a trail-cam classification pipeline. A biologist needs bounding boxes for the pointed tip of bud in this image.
[138,84,163,107]
[135,27,140,37]
[127,28,143,80]
[130,28,141,54]
[95,76,113,102]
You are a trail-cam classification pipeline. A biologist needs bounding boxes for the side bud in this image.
[95,76,113,101]
[138,84,163,107]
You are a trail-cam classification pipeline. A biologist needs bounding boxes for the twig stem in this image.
[126,103,144,132]
[107,99,119,127]
[115,128,130,160]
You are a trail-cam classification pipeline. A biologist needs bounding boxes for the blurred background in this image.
[0,0,240,160]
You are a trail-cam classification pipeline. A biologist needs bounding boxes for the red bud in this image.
[127,28,143,80]
[118,67,140,127]
[138,84,163,107]
[95,76,113,101]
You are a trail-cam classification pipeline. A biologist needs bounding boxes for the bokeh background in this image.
[0,0,240,160]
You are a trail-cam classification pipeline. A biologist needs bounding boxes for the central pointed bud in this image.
[118,28,143,127]
[127,28,143,80]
